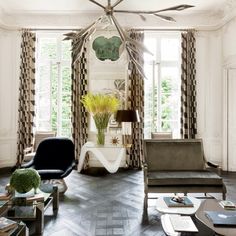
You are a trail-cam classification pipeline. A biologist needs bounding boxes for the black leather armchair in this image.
[22,137,76,193]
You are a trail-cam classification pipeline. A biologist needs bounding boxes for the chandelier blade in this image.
[126,47,146,79]
[154,4,194,13]
[154,14,176,22]
[66,0,195,78]
[110,14,127,42]
[88,0,105,9]
[112,0,124,8]
[126,37,153,56]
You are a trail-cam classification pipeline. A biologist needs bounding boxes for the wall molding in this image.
[0,6,236,31]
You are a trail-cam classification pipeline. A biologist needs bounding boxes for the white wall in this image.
[195,30,223,166]
[221,17,236,171]
[0,29,21,168]
[222,17,236,63]
[195,16,236,170]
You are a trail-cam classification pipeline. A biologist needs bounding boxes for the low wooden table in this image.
[195,199,236,236]
[2,185,59,236]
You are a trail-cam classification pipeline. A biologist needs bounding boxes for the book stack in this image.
[164,196,194,207]
[0,217,18,236]
[205,211,236,227]
[219,200,236,210]
[161,214,198,235]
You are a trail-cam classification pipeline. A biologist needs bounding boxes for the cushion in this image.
[144,140,205,171]
[147,171,223,186]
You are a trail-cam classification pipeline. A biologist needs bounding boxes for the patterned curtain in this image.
[180,30,197,139]
[16,29,36,166]
[127,30,144,169]
[71,40,88,165]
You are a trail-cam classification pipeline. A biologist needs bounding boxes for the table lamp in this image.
[115,110,140,147]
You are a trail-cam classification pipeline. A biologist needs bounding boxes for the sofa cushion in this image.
[147,171,223,186]
[144,140,205,171]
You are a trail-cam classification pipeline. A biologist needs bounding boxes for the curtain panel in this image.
[127,30,144,169]
[71,40,88,166]
[180,30,197,139]
[16,29,36,166]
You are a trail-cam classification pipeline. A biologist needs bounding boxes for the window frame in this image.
[35,32,72,137]
[144,32,181,138]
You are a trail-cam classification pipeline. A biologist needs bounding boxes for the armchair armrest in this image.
[23,146,33,155]
[207,161,219,168]
[206,161,221,176]
[21,159,34,168]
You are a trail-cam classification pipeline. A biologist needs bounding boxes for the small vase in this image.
[97,128,106,145]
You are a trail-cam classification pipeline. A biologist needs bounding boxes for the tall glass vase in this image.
[97,128,106,145]
[93,113,111,146]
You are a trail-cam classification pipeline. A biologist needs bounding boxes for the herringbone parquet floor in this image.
[0,169,236,236]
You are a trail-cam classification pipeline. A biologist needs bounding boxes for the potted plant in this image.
[81,93,120,145]
[10,169,41,194]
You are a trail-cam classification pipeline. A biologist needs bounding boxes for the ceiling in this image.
[0,0,235,29]
[0,0,227,13]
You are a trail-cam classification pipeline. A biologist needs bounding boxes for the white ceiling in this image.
[0,0,235,29]
[0,0,227,14]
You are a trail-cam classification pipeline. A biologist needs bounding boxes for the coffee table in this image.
[158,196,216,236]
[195,199,236,236]
[2,184,59,235]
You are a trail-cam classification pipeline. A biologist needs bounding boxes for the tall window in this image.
[144,32,181,138]
[35,33,72,137]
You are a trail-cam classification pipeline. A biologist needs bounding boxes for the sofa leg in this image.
[144,193,148,210]
[142,193,149,224]
[223,192,226,200]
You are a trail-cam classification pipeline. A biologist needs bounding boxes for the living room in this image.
[0,0,236,235]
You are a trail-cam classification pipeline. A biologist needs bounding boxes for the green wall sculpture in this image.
[92,36,122,61]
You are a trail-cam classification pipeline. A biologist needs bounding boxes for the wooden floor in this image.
[0,169,236,236]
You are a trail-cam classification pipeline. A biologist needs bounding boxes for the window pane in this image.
[39,38,57,60]
[144,38,156,62]
[161,67,179,92]
[161,38,179,61]
[144,62,155,138]
[50,64,58,132]
[62,41,71,60]
[36,34,72,138]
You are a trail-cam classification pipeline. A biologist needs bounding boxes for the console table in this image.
[78,142,126,173]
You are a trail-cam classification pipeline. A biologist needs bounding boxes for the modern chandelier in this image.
[64,0,194,77]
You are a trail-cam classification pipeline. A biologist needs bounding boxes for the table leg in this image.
[52,185,59,212]
[35,203,44,235]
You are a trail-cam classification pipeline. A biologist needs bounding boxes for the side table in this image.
[78,142,126,173]
[195,199,236,236]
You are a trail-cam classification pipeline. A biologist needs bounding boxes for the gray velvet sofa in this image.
[143,139,226,209]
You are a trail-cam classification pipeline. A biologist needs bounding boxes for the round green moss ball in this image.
[10,169,41,193]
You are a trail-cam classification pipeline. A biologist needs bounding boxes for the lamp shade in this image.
[115,110,140,123]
